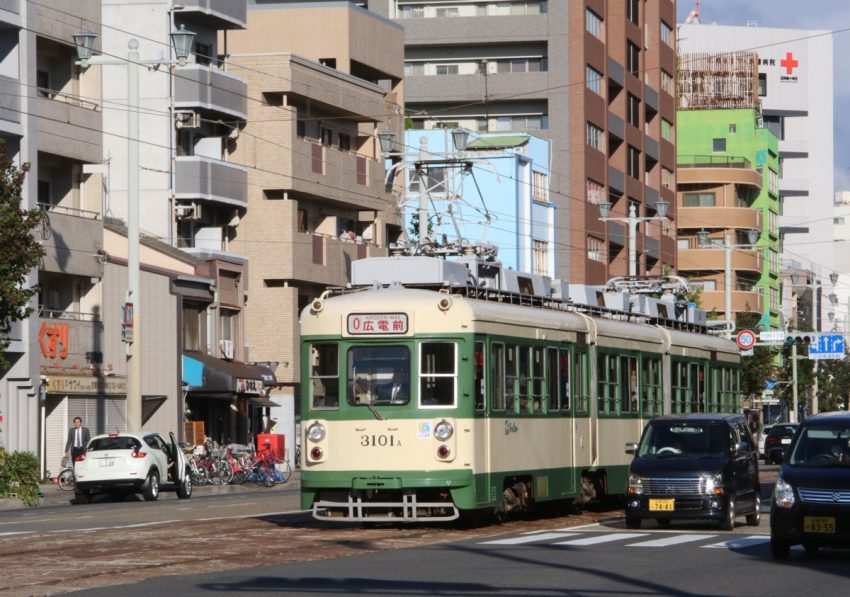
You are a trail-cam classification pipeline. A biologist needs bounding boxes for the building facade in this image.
[676,108,781,330]
[225,1,404,461]
[402,129,554,275]
[331,0,678,283]
[678,23,835,319]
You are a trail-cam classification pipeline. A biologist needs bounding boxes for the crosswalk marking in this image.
[627,534,717,547]
[554,533,648,546]
[481,532,580,545]
[703,536,771,550]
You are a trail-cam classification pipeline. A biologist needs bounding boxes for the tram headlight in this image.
[306,422,326,442]
[628,473,646,495]
[434,420,454,441]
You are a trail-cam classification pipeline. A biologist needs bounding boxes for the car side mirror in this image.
[733,441,747,455]
[625,442,638,455]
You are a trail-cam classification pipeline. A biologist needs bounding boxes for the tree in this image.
[735,311,778,400]
[0,145,45,368]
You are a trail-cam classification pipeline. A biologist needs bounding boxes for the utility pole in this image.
[791,343,798,423]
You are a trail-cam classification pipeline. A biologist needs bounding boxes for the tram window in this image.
[689,363,702,412]
[518,346,531,413]
[598,353,619,414]
[531,347,544,413]
[492,343,505,410]
[310,344,339,409]
[546,348,559,412]
[505,345,518,410]
[346,345,410,406]
[641,358,662,416]
[620,356,638,414]
[672,361,688,413]
[474,341,485,411]
[574,349,587,413]
[559,349,571,411]
[420,342,456,407]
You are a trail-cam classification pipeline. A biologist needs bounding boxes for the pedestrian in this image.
[64,416,91,466]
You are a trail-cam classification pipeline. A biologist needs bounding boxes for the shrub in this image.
[0,449,40,507]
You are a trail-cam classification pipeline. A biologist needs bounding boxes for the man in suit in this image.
[64,416,91,465]
[379,369,410,403]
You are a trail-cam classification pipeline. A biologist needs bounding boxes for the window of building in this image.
[321,128,333,146]
[712,138,726,152]
[627,0,639,25]
[764,115,784,140]
[770,287,779,311]
[661,118,673,141]
[768,169,779,196]
[194,42,212,67]
[435,64,459,75]
[404,62,425,76]
[627,94,640,126]
[677,238,689,249]
[435,6,460,17]
[689,280,717,291]
[682,192,716,207]
[586,122,603,151]
[532,171,548,202]
[835,217,846,225]
[661,21,673,46]
[586,178,604,204]
[661,167,674,190]
[736,187,749,207]
[586,65,603,95]
[758,72,767,97]
[36,70,50,97]
[533,240,549,276]
[587,235,605,262]
[729,124,737,134]
[319,58,336,69]
[770,210,778,235]
[338,133,351,151]
[661,69,674,95]
[627,145,640,179]
[586,7,603,40]
[182,304,205,352]
[627,41,640,75]
[296,120,306,138]
[769,249,780,273]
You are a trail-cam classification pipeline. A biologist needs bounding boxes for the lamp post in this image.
[597,200,669,277]
[697,228,760,338]
[74,27,196,431]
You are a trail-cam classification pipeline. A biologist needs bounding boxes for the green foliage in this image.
[736,311,778,399]
[407,211,436,244]
[0,449,40,507]
[404,116,415,130]
[0,144,45,368]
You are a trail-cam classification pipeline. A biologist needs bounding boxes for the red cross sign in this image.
[780,52,798,75]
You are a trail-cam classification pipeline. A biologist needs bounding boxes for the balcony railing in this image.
[174,156,248,209]
[678,155,752,169]
[174,64,248,121]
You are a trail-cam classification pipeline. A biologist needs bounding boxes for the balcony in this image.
[699,290,764,316]
[404,71,549,103]
[779,139,808,158]
[608,113,625,142]
[176,0,246,29]
[179,226,247,262]
[645,235,660,261]
[174,64,248,121]
[779,178,809,196]
[399,14,548,45]
[608,221,626,248]
[0,0,18,15]
[37,313,104,370]
[0,75,20,133]
[608,166,625,197]
[174,156,248,209]
[36,95,102,164]
[40,206,104,278]
[678,248,763,274]
[1,318,24,354]
[677,155,762,189]
[678,207,762,231]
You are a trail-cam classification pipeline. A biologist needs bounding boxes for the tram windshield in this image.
[347,345,411,406]
[637,422,729,459]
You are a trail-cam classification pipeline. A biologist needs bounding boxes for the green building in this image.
[676,108,781,330]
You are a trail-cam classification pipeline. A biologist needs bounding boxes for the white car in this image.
[758,425,773,459]
[73,431,192,503]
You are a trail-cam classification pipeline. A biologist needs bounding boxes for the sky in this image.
[676,0,850,192]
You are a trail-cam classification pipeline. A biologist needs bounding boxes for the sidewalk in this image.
[0,470,301,512]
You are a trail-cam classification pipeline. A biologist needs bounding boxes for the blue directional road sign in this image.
[808,334,845,360]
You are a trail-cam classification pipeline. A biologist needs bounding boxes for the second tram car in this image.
[300,256,741,521]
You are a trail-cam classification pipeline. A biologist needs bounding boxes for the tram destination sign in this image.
[347,313,408,335]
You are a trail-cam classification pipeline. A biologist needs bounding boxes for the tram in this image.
[299,255,741,521]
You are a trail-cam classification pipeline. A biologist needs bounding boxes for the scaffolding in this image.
[678,51,759,110]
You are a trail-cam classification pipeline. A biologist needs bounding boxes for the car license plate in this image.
[99,458,114,467]
[804,517,836,534]
[649,499,674,511]
[781,438,791,445]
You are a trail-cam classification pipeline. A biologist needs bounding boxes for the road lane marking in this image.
[482,532,580,545]
[703,536,770,550]
[0,531,30,537]
[628,534,717,547]
[555,533,648,546]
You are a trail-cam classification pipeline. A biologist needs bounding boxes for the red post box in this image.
[257,433,286,459]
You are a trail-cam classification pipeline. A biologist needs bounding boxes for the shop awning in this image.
[248,396,280,408]
[183,351,277,395]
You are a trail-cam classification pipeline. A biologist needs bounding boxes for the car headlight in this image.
[774,475,796,508]
[701,473,724,496]
[306,422,326,442]
[434,420,453,441]
[628,473,645,495]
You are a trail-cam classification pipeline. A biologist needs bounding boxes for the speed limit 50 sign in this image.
[736,329,756,350]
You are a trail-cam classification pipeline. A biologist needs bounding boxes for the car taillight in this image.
[131,451,147,459]
[74,454,86,462]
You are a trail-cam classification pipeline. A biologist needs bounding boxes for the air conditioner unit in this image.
[174,203,202,220]
[219,339,234,360]
[486,61,498,75]
[175,111,201,129]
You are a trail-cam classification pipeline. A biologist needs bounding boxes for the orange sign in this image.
[39,322,69,359]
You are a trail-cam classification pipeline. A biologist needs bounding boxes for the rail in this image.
[677,155,752,169]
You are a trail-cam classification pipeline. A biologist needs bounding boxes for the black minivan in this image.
[770,411,850,559]
[625,414,761,530]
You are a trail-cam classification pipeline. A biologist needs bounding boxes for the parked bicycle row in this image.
[183,439,292,488]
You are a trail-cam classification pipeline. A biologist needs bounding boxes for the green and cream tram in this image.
[299,259,740,521]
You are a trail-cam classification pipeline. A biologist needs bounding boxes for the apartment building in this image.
[225,1,404,459]
[348,0,677,283]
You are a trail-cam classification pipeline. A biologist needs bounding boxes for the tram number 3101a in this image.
[360,434,401,447]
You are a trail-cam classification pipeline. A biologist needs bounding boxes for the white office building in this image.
[679,23,835,325]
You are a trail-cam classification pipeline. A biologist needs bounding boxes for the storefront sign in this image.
[236,377,263,395]
[46,375,127,395]
[347,313,408,335]
[39,322,69,359]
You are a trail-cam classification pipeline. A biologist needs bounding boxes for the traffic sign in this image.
[736,329,756,350]
[760,331,785,343]
[808,334,845,360]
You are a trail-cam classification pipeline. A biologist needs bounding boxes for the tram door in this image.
[552,347,578,495]
[474,340,493,505]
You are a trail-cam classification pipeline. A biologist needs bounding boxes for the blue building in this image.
[402,129,554,276]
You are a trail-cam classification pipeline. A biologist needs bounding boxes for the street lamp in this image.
[74,27,195,431]
[597,200,668,277]
[697,228,760,337]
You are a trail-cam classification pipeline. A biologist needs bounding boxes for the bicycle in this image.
[57,459,75,491]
